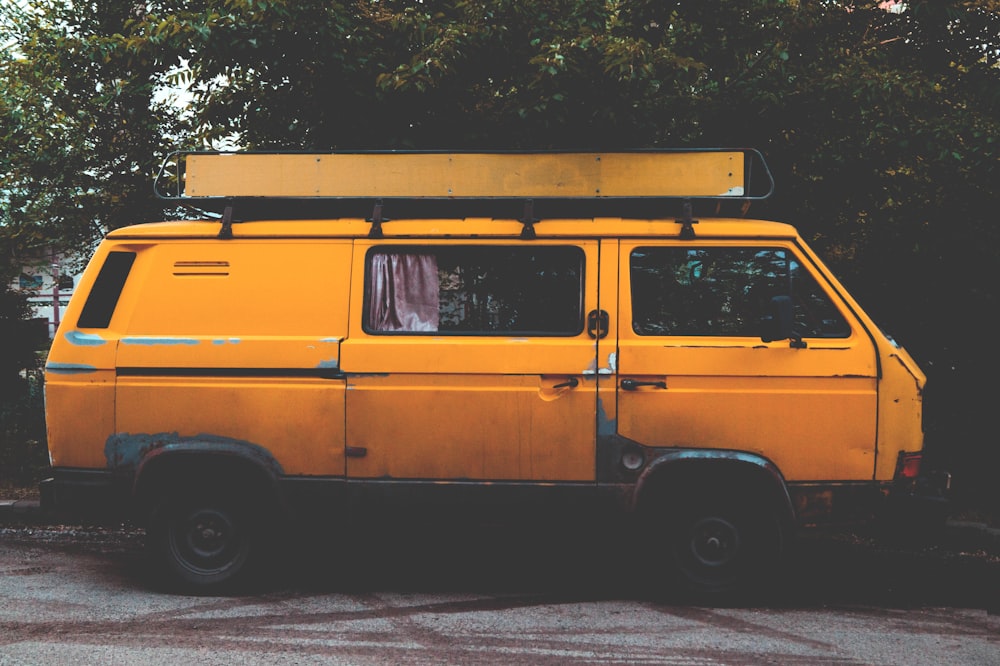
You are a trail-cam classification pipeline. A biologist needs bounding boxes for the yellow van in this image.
[41,150,938,594]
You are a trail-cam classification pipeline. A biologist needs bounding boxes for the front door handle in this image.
[621,378,667,391]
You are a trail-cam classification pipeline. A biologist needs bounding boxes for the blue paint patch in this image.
[65,331,107,346]
[121,336,200,346]
[210,338,240,346]
[317,358,339,369]
[597,398,617,436]
[104,431,283,475]
[45,363,98,375]
[105,433,167,470]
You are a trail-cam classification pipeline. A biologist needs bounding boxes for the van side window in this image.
[364,246,584,336]
[77,251,136,329]
[630,246,850,338]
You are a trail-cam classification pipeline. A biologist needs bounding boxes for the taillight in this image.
[895,451,922,480]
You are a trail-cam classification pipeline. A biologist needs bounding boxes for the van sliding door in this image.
[340,241,599,483]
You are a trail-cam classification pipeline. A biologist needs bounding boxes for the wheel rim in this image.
[687,516,741,569]
[170,505,244,576]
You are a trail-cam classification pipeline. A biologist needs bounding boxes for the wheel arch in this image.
[633,449,796,526]
[131,438,285,522]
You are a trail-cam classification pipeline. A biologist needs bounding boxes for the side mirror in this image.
[761,295,806,348]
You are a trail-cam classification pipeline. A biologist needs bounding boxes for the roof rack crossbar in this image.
[368,199,385,239]
[678,199,698,240]
[520,199,538,240]
[218,201,234,240]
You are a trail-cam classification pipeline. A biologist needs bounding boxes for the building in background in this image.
[13,248,85,339]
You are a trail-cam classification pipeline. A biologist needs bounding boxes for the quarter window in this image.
[77,251,136,329]
[364,246,584,336]
[630,246,850,338]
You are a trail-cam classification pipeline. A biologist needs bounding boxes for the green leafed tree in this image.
[0,0,186,273]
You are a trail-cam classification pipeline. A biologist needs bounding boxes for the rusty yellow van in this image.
[42,150,935,594]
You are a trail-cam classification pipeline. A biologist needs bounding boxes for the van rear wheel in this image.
[149,490,257,592]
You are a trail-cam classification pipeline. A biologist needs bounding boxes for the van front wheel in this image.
[149,491,256,592]
[663,498,782,598]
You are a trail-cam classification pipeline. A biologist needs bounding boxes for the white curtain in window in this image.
[368,253,440,331]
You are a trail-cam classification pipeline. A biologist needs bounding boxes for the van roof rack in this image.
[154,149,774,239]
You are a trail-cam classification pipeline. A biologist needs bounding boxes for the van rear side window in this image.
[77,251,136,329]
[364,246,584,336]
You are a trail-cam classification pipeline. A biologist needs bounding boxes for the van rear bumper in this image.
[883,470,952,527]
[39,469,129,524]
[788,475,951,527]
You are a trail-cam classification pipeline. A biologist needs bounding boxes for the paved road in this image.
[0,522,997,665]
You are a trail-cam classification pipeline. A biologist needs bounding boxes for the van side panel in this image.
[874,343,926,481]
[50,239,353,479]
[115,376,344,475]
[45,245,128,469]
[117,241,349,342]
[792,240,927,482]
[44,374,116,469]
[111,240,352,477]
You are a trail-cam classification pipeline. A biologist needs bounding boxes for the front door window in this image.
[630,246,850,338]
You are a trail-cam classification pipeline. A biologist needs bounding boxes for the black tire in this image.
[663,497,783,599]
[148,490,258,593]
